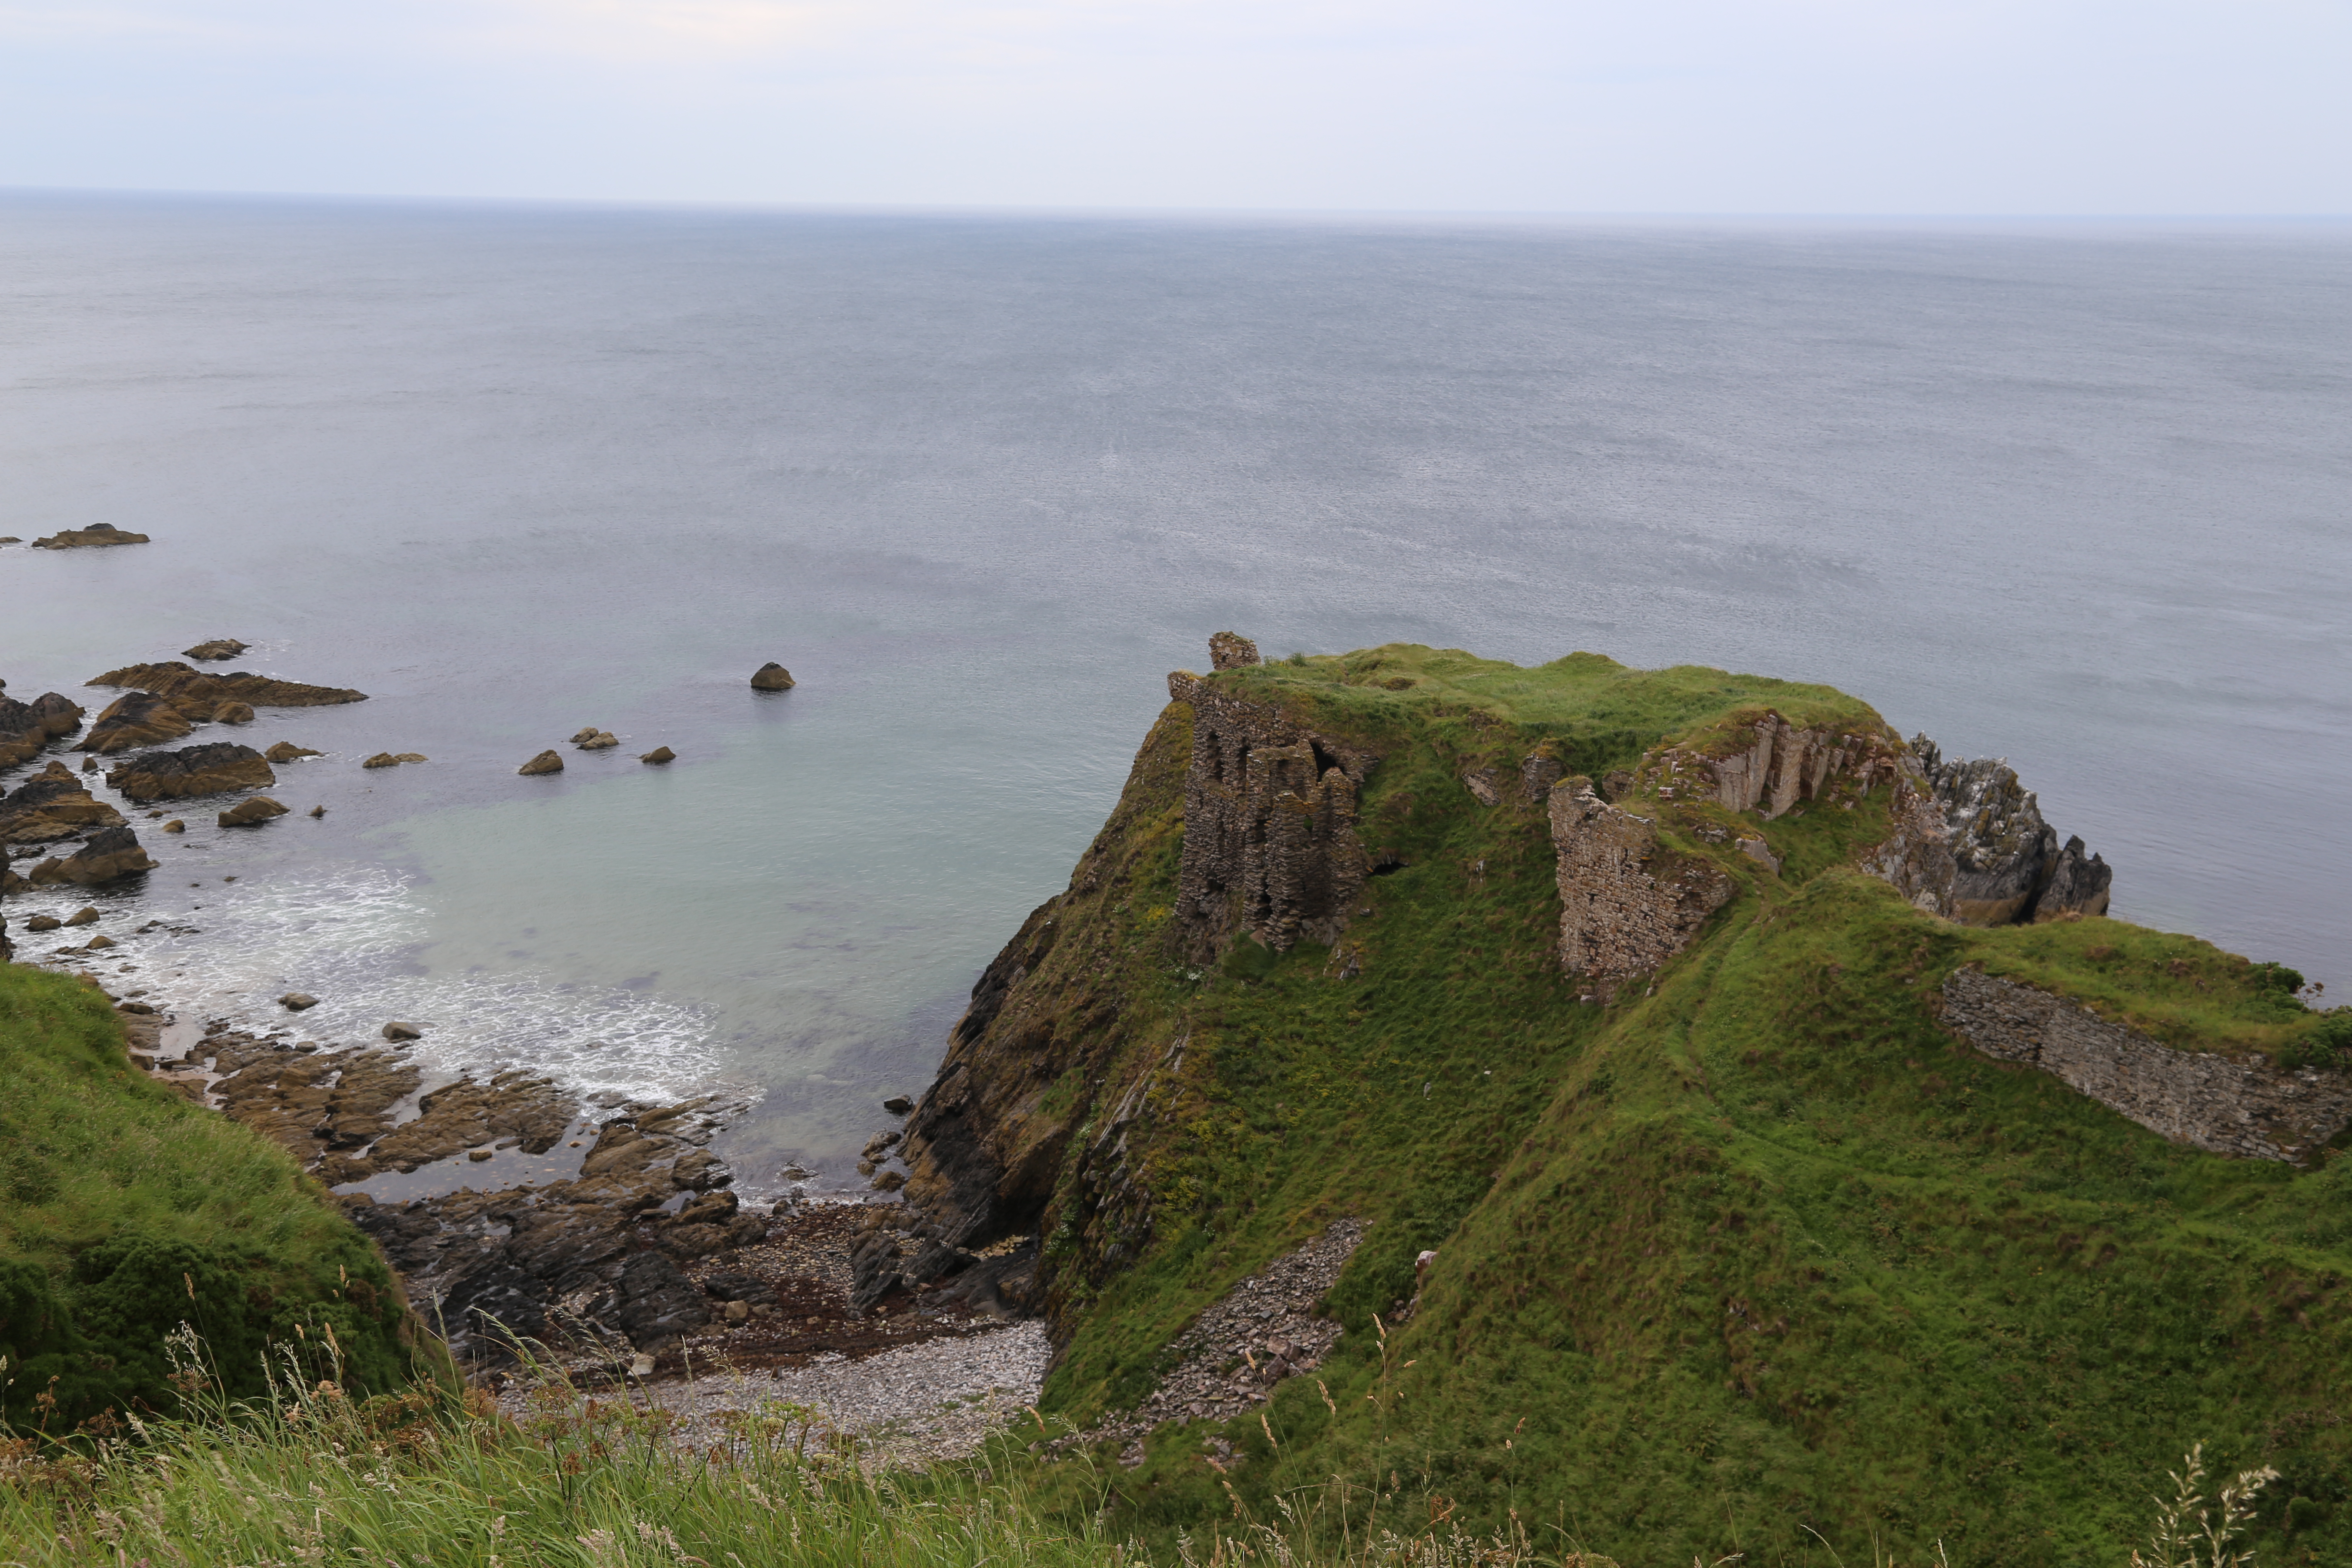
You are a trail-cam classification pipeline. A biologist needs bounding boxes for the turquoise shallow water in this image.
[3,198,2347,1194]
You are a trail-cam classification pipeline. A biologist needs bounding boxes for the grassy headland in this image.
[902,645,2352,1563]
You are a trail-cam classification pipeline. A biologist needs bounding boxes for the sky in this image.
[0,0,2346,214]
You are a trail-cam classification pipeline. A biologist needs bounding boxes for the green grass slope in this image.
[971,645,2352,1564]
[0,962,428,1433]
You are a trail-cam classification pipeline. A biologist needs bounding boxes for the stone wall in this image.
[1548,781,1733,996]
[1942,968,2352,1164]
[1168,671,1375,958]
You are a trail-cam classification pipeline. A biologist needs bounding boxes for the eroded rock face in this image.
[0,763,127,844]
[1911,738,2111,925]
[87,661,367,709]
[0,691,86,768]
[25,826,156,886]
[1168,669,1373,958]
[1549,782,1734,994]
[1942,968,2352,1163]
[107,742,276,802]
[31,524,148,548]
[80,692,195,753]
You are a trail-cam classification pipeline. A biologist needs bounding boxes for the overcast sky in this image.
[2,0,2346,213]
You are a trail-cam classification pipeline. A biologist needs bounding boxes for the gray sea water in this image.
[3,196,2347,1195]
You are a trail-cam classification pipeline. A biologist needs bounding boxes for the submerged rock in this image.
[280,992,319,1011]
[518,750,564,776]
[263,741,323,763]
[217,795,290,828]
[31,524,149,549]
[26,826,157,886]
[750,662,795,691]
[107,741,276,802]
[362,751,428,768]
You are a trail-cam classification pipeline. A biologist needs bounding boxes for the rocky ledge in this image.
[0,761,127,845]
[0,690,86,769]
[107,741,276,802]
[87,661,368,710]
[31,524,149,549]
[21,825,156,888]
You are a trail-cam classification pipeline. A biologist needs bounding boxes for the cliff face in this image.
[864,642,2351,1565]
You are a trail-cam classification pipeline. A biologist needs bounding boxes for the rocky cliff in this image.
[851,640,2352,1565]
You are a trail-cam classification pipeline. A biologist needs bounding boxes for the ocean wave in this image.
[133,865,740,1105]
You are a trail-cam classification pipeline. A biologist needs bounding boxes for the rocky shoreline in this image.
[1,640,1066,1458]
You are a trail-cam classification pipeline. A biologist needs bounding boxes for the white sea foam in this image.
[130,865,739,1105]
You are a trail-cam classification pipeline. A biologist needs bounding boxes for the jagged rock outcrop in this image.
[2036,835,2113,921]
[0,763,127,844]
[1942,968,2352,1164]
[0,690,86,768]
[87,661,367,709]
[79,691,196,753]
[1549,781,1734,995]
[31,524,148,548]
[1168,668,1374,959]
[1633,712,2111,929]
[25,826,156,886]
[106,742,276,802]
[1207,631,1262,670]
[1912,738,2110,923]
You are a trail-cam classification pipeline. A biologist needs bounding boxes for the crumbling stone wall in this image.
[1942,968,2352,1164]
[1548,781,1733,996]
[1168,670,1373,958]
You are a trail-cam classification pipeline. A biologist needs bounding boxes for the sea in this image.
[3,195,2346,1198]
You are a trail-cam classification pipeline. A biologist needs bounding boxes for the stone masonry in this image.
[1168,669,1374,957]
[1942,968,2352,1164]
[1548,781,1734,995]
